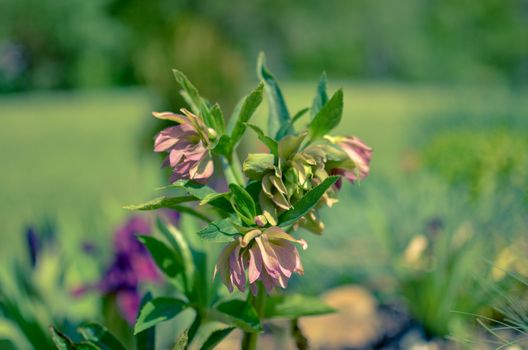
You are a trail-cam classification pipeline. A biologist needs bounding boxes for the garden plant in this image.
[48,53,372,349]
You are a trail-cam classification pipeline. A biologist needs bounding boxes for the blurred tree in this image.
[0,0,131,92]
[1,0,527,92]
[110,0,246,111]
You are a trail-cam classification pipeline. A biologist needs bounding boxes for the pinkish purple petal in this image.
[229,245,246,292]
[248,245,263,283]
[117,290,141,325]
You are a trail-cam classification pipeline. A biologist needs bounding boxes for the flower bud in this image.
[254,215,267,227]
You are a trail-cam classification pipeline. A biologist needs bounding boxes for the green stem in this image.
[242,283,266,350]
[221,152,246,186]
[230,152,246,186]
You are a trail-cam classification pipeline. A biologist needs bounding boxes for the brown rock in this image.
[299,285,381,349]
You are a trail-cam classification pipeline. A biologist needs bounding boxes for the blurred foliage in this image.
[1,0,527,94]
[423,129,528,201]
[110,0,246,111]
[0,0,131,91]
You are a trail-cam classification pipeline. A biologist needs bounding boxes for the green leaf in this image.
[210,103,225,135]
[164,205,213,223]
[263,294,336,319]
[246,123,279,157]
[278,176,339,227]
[0,339,17,350]
[172,70,212,126]
[200,192,229,206]
[276,107,310,140]
[172,330,188,350]
[200,327,235,350]
[308,89,343,140]
[156,219,195,291]
[50,326,76,350]
[242,153,275,180]
[135,293,156,350]
[210,300,262,332]
[278,132,307,161]
[171,180,233,213]
[229,184,257,224]
[124,196,195,211]
[257,53,291,139]
[197,218,239,242]
[310,72,328,118]
[77,343,101,350]
[212,134,232,158]
[244,180,263,213]
[77,322,126,350]
[230,83,264,149]
[134,297,188,334]
[138,236,182,281]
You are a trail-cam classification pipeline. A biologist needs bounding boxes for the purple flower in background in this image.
[25,226,40,268]
[215,226,307,295]
[73,216,161,325]
[153,109,214,183]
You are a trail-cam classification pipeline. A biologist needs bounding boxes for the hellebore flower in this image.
[333,136,373,183]
[153,108,214,182]
[72,216,161,325]
[214,226,307,294]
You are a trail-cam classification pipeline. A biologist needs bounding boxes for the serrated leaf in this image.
[135,292,156,350]
[242,153,275,180]
[257,53,291,139]
[310,72,328,118]
[171,180,233,213]
[124,196,195,211]
[50,327,76,350]
[200,327,235,350]
[197,218,239,242]
[172,330,188,350]
[77,322,126,350]
[278,176,339,227]
[229,184,257,224]
[308,89,343,140]
[230,83,264,151]
[263,294,335,319]
[172,70,212,127]
[246,124,278,157]
[134,297,188,334]
[74,342,100,350]
[210,103,225,135]
[200,192,229,206]
[138,236,182,282]
[276,107,310,140]
[209,300,262,332]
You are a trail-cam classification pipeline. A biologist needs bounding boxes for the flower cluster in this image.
[148,63,372,296]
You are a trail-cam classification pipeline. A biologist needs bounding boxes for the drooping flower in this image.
[214,226,307,294]
[72,216,161,324]
[332,136,373,183]
[153,108,214,183]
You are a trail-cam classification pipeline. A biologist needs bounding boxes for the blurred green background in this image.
[1,0,528,347]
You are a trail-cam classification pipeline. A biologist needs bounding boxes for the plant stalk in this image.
[242,283,266,350]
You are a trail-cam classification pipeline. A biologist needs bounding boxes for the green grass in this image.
[0,89,160,258]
